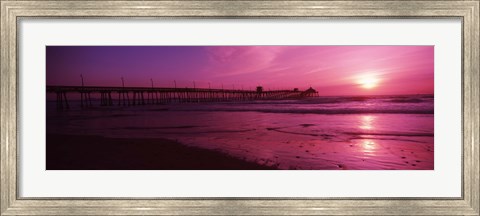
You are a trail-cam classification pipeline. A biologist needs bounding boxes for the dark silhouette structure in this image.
[47,85,319,110]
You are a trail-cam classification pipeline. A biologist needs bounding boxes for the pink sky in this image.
[47,46,434,96]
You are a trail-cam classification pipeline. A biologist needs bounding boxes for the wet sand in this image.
[46,133,275,170]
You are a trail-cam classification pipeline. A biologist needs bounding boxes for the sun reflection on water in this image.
[359,115,376,130]
[360,140,378,158]
[362,140,376,151]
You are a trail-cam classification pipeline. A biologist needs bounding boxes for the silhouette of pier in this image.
[47,85,319,110]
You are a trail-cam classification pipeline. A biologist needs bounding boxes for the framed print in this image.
[1,0,479,215]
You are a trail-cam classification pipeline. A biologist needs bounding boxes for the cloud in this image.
[202,46,292,77]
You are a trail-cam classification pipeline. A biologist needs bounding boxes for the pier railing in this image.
[47,85,319,109]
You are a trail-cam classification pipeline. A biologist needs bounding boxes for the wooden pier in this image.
[47,85,319,109]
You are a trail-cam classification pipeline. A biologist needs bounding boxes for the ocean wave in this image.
[344,131,434,137]
[174,108,434,114]
[205,95,433,105]
[387,98,425,103]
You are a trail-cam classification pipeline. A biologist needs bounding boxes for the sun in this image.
[357,74,380,89]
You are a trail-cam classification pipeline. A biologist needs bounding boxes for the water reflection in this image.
[358,115,378,155]
[361,140,377,155]
[362,140,376,150]
[359,115,375,130]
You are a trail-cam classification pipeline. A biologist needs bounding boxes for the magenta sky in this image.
[46,46,434,96]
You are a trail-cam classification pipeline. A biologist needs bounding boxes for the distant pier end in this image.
[46,85,319,110]
[302,87,319,97]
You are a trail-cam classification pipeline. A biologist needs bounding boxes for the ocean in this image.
[46,94,434,170]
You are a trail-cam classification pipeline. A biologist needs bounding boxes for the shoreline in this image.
[46,133,276,170]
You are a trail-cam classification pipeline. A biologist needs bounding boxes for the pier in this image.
[47,85,319,110]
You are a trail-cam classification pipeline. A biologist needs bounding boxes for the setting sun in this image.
[357,74,380,89]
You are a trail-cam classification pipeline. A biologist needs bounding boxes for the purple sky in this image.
[46,46,434,96]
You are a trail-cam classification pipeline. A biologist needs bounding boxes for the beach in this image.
[46,95,434,170]
[47,133,275,170]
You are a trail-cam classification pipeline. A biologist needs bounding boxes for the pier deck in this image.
[47,85,319,109]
